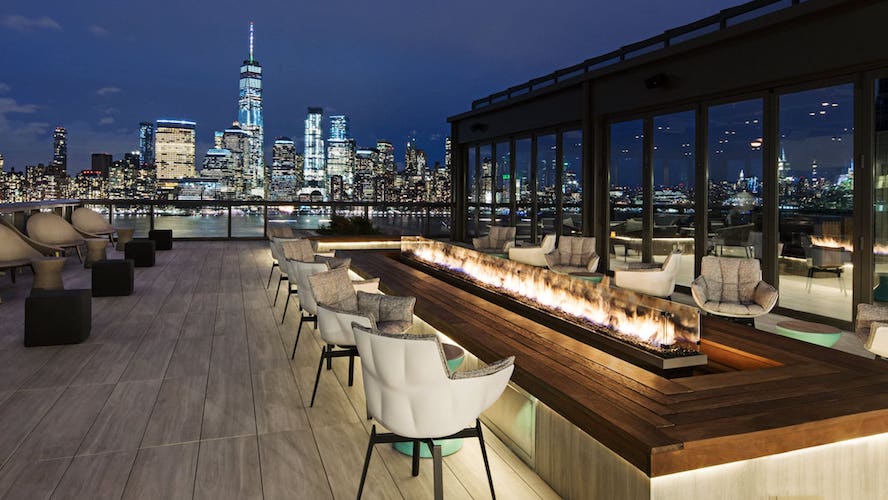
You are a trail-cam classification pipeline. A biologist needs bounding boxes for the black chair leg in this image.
[326,344,333,370]
[429,439,443,500]
[290,316,304,360]
[281,291,291,323]
[348,353,355,386]
[476,419,497,499]
[74,245,83,263]
[310,346,326,407]
[266,262,276,288]
[411,440,421,476]
[357,426,377,500]
[273,275,284,305]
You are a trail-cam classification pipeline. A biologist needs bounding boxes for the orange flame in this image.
[403,238,700,349]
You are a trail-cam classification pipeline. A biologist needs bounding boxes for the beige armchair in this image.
[72,207,117,244]
[0,219,61,283]
[857,303,888,358]
[508,234,556,267]
[26,212,98,263]
[692,256,777,323]
[545,236,599,274]
[614,250,681,298]
[472,226,516,253]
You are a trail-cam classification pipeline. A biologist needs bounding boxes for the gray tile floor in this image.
[0,242,557,500]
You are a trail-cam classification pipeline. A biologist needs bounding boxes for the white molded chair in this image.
[353,324,514,500]
[26,212,98,263]
[691,256,777,324]
[308,267,415,407]
[267,236,300,290]
[71,207,117,245]
[273,238,335,317]
[614,250,682,299]
[545,236,599,274]
[289,259,379,359]
[472,226,516,253]
[508,234,557,267]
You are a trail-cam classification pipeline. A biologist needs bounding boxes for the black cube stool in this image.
[91,259,135,296]
[125,239,156,267]
[149,229,173,250]
[25,289,92,346]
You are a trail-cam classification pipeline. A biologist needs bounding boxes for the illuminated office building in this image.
[329,115,349,141]
[51,127,67,175]
[219,124,252,199]
[270,137,299,200]
[354,148,378,201]
[302,107,325,198]
[155,119,196,180]
[238,22,264,197]
[326,115,355,200]
[139,122,155,167]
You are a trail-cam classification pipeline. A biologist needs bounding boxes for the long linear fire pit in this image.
[401,236,706,370]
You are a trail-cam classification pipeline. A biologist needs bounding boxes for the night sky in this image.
[0,0,744,174]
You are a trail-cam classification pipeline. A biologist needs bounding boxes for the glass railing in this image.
[80,199,452,239]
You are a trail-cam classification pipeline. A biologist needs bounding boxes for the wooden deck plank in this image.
[193,435,263,500]
[122,443,199,500]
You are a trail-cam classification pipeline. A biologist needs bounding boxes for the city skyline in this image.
[0,0,745,173]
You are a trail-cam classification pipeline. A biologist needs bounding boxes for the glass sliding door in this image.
[479,144,493,233]
[609,120,644,271]
[653,111,695,286]
[514,138,534,243]
[495,141,511,225]
[707,99,764,261]
[537,134,557,236]
[562,129,583,236]
[874,78,888,304]
[467,146,479,238]
[778,83,854,321]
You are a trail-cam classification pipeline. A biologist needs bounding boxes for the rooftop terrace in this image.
[0,241,556,499]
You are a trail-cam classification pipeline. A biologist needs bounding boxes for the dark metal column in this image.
[582,80,595,239]
[695,104,709,279]
[510,139,517,227]
[450,122,464,242]
[530,136,539,243]
[762,91,779,287]
[642,118,654,262]
[854,74,875,308]
[555,132,564,237]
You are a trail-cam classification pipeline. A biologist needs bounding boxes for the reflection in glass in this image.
[653,111,695,286]
[562,130,583,236]
[778,83,854,321]
[479,144,493,230]
[515,139,534,242]
[708,99,764,261]
[537,135,557,235]
[495,141,511,225]
[467,146,478,237]
[609,120,644,270]
[874,79,888,303]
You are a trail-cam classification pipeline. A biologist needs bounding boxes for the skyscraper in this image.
[155,119,196,180]
[303,107,325,197]
[329,115,349,141]
[51,127,67,174]
[91,153,112,178]
[219,124,252,199]
[326,114,355,200]
[238,22,264,197]
[139,122,155,167]
[270,137,299,200]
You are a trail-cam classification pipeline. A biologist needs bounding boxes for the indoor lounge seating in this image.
[508,234,556,267]
[71,207,118,245]
[26,212,96,263]
[545,236,600,274]
[614,249,682,299]
[352,323,514,500]
[472,225,516,253]
[308,266,415,407]
[857,303,888,358]
[691,256,778,324]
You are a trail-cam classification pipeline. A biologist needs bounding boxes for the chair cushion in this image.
[857,303,888,343]
[550,236,596,267]
[706,301,767,316]
[357,291,415,323]
[700,256,762,304]
[309,267,357,310]
[376,320,413,335]
[281,239,316,262]
[314,254,350,269]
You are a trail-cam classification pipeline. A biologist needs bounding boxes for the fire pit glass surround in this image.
[401,237,704,367]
